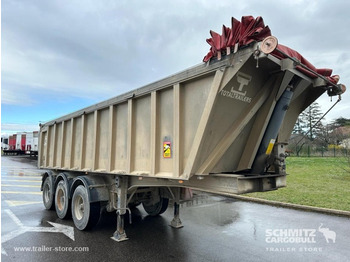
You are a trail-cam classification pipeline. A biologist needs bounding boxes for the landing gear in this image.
[170,188,183,228]
[111,177,129,242]
[170,202,183,228]
[112,212,129,242]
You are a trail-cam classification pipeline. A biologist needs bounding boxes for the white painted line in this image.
[1,179,41,183]
[5,209,24,227]
[1,191,42,195]
[1,176,42,179]
[2,209,75,255]
[1,247,8,256]
[2,184,41,188]
[5,200,42,207]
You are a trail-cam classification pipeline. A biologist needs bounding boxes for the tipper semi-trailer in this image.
[39,16,346,241]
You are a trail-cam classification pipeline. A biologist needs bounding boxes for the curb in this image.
[229,194,350,218]
[196,190,350,217]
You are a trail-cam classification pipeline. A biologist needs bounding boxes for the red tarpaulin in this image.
[203,16,338,84]
[203,16,271,62]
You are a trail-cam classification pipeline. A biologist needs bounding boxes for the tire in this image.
[142,197,169,216]
[128,202,141,209]
[42,176,55,210]
[71,185,100,230]
[55,180,71,219]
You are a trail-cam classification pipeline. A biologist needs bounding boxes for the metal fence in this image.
[287,145,349,157]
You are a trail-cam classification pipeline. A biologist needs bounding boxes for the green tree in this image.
[292,115,306,135]
[294,102,324,141]
[332,117,350,127]
[290,102,325,156]
[307,103,324,140]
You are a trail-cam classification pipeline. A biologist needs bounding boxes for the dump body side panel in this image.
[39,70,217,179]
[39,42,329,181]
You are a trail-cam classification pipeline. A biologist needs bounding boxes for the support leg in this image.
[170,188,183,228]
[111,176,129,242]
[111,213,128,242]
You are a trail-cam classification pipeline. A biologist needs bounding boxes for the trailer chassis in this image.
[41,170,285,241]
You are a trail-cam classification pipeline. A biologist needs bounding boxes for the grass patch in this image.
[245,157,350,212]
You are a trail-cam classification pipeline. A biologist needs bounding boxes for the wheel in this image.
[55,180,71,219]
[71,185,100,230]
[142,197,169,216]
[42,176,55,210]
[128,202,141,209]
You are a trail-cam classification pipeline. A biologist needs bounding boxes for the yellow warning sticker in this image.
[265,139,275,155]
[163,141,171,158]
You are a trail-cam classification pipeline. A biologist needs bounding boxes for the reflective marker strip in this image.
[1,191,42,195]
[265,139,276,155]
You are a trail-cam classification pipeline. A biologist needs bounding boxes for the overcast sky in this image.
[2,0,350,135]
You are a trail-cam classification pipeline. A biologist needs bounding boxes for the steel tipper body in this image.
[39,16,346,241]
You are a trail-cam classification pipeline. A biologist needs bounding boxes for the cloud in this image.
[1,86,36,106]
[1,123,40,136]
[2,0,350,123]
[3,0,213,104]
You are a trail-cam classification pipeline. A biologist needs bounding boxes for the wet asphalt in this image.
[1,155,350,262]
